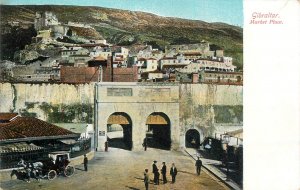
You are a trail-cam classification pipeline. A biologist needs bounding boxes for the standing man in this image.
[142,137,148,151]
[161,162,167,184]
[83,154,88,171]
[105,141,108,152]
[152,160,159,185]
[195,157,202,175]
[170,163,177,183]
[144,169,150,190]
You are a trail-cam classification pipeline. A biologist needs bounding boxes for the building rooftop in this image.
[162,64,189,69]
[160,57,176,60]
[182,52,202,56]
[203,71,243,75]
[69,54,91,57]
[0,113,18,122]
[0,116,78,142]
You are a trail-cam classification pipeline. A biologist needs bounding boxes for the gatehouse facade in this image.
[95,82,180,151]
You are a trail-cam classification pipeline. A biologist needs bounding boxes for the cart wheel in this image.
[48,170,57,180]
[64,165,75,177]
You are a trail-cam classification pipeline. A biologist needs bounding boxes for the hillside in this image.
[0,5,243,69]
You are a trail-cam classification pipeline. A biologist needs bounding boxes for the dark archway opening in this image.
[107,112,132,150]
[185,129,200,149]
[145,112,171,150]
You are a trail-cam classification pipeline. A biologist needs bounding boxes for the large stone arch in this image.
[145,112,171,150]
[106,112,132,150]
[95,82,180,151]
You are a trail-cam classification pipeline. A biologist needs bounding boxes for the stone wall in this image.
[0,82,243,149]
[179,83,243,145]
[0,82,95,122]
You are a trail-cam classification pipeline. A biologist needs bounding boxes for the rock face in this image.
[0,5,243,69]
[67,26,104,40]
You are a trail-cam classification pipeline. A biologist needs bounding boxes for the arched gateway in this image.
[95,82,180,151]
[107,112,132,150]
[185,129,200,149]
[145,112,171,150]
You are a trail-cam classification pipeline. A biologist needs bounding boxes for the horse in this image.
[10,169,30,181]
[10,161,44,181]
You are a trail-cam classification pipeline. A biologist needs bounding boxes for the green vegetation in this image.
[20,110,37,117]
[39,102,93,123]
[25,102,36,109]
[193,105,243,124]
[213,105,243,123]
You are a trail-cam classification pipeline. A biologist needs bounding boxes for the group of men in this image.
[143,161,178,190]
[143,157,202,189]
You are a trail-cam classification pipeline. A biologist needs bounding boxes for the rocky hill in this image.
[0,5,243,69]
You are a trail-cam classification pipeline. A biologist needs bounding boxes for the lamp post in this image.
[222,134,230,181]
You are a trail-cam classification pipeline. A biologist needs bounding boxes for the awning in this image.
[146,115,168,125]
[0,142,44,153]
[107,115,130,125]
[59,139,77,145]
[226,129,243,140]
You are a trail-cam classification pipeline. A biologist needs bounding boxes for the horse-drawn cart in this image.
[12,151,75,181]
[42,151,75,180]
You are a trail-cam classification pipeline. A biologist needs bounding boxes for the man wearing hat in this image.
[161,162,167,184]
[152,160,159,185]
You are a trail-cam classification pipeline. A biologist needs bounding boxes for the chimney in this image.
[111,52,115,82]
[192,73,199,83]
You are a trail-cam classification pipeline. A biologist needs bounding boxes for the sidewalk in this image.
[185,148,242,190]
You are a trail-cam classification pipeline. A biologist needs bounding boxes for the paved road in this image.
[0,148,228,190]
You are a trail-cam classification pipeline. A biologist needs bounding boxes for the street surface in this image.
[0,148,228,190]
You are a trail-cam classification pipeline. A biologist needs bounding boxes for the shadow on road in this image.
[134,177,144,181]
[178,170,196,175]
[125,185,140,190]
[75,167,85,171]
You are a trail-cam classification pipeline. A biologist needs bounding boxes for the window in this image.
[107,88,133,96]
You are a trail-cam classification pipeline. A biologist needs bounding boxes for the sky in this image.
[2,0,243,26]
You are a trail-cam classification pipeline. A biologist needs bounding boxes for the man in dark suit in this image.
[195,157,202,175]
[152,160,159,185]
[83,154,88,171]
[170,163,178,183]
[142,137,148,151]
[161,162,167,184]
